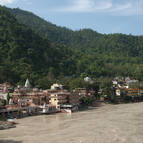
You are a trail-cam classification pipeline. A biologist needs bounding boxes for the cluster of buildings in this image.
[1,76,143,118]
[112,77,143,101]
[0,79,95,117]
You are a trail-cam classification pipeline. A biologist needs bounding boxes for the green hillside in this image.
[8,8,143,79]
[7,8,143,54]
[0,6,77,88]
[6,8,102,51]
[0,6,143,89]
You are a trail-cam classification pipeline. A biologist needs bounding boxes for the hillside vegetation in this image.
[0,6,77,88]
[0,6,143,89]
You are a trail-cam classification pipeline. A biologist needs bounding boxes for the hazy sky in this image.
[1,0,143,35]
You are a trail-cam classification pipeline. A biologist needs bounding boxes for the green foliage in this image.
[7,7,143,81]
[80,96,94,106]
[0,6,77,86]
[68,78,87,90]
[9,8,142,80]
[0,6,143,88]
[35,76,54,89]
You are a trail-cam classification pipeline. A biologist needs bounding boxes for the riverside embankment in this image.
[0,103,143,143]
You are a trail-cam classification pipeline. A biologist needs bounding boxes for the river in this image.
[0,103,143,143]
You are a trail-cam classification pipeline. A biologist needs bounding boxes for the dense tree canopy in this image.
[0,6,143,89]
[0,6,76,87]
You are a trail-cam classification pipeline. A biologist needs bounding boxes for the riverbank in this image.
[0,101,103,130]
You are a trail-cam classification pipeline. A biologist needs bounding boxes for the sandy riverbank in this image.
[0,103,143,143]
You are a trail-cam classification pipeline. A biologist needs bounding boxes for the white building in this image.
[84,77,92,82]
[51,83,63,90]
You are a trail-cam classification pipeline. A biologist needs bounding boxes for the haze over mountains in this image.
[0,6,143,88]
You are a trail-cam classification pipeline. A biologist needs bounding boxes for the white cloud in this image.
[0,0,16,5]
[54,0,143,16]
[55,0,113,12]
[70,0,113,12]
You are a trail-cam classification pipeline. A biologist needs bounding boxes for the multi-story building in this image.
[126,88,139,97]
[68,93,80,105]
[72,88,87,98]
[72,88,95,98]
[49,92,70,109]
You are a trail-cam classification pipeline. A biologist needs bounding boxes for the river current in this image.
[0,103,143,143]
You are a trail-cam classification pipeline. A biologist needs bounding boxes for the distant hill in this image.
[0,6,143,89]
[7,8,143,56]
[7,7,143,81]
[6,7,102,51]
[0,6,76,87]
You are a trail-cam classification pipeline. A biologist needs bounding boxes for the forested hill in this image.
[6,7,102,51]
[7,7,143,80]
[0,6,77,87]
[7,8,143,55]
[1,6,143,89]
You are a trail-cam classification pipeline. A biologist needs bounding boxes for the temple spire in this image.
[25,78,31,88]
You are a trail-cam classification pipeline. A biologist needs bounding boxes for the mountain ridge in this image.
[0,6,77,88]
[0,6,143,89]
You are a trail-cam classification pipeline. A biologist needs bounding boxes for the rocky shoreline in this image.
[0,121,16,130]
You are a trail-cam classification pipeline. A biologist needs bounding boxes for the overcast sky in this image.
[1,0,143,35]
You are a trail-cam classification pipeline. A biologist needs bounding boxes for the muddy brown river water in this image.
[0,103,143,143]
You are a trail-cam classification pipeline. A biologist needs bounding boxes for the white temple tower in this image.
[25,78,31,88]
